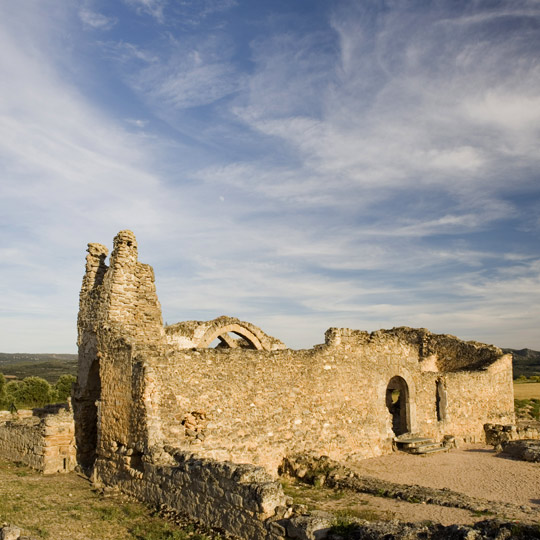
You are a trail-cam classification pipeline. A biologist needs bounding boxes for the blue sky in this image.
[1,0,539,353]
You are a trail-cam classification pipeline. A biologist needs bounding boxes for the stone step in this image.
[410,445,449,455]
[408,442,441,452]
[394,435,449,455]
[396,437,433,448]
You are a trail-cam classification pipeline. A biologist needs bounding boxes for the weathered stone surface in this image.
[0,526,21,540]
[285,511,333,540]
[70,230,516,540]
[0,526,38,540]
[484,423,540,448]
[0,404,76,474]
[326,519,540,540]
[166,316,286,351]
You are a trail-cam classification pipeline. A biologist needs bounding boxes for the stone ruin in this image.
[67,230,517,538]
[0,230,518,539]
[0,404,75,474]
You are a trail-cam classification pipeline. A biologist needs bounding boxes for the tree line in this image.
[0,373,76,410]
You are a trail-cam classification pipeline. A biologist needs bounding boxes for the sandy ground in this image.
[341,444,540,525]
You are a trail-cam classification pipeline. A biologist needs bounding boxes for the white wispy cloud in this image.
[132,36,243,111]
[1,1,539,353]
[232,2,540,203]
[124,0,167,23]
[79,8,117,30]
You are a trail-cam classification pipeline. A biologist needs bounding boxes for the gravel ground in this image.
[343,443,540,525]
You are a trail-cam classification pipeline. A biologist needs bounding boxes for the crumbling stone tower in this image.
[73,230,164,472]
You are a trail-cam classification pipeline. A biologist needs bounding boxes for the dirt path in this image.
[347,444,540,509]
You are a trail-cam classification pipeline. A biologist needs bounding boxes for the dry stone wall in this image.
[484,422,540,447]
[166,316,286,350]
[93,447,291,540]
[0,405,75,474]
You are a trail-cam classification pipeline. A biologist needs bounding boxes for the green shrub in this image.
[0,373,7,408]
[3,377,54,409]
[54,374,76,402]
[1,374,79,410]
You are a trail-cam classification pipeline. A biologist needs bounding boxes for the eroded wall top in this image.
[325,326,503,372]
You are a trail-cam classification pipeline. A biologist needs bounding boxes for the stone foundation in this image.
[92,447,292,540]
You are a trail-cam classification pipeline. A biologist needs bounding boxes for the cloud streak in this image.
[0,1,539,352]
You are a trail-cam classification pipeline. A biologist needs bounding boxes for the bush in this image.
[3,377,55,409]
[55,374,76,402]
[18,377,54,408]
[0,373,7,408]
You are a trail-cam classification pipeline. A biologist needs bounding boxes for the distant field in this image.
[0,353,77,383]
[513,382,540,400]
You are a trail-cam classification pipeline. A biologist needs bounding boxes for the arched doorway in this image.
[72,344,101,474]
[386,376,410,436]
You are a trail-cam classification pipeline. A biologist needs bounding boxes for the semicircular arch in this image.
[198,323,264,350]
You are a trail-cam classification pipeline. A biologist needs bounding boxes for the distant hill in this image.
[503,348,540,378]
[0,353,77,383]
[0,347,538,382]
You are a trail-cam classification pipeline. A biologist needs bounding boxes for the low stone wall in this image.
[93,446,293,540]
[484,422,540,448]
[326,520,540,540]
[0,405,76,474]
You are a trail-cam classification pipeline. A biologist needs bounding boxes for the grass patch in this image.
[514,397,540,420]
[281,478,383,524]
[281,478,345,508]
[0,458,224,540]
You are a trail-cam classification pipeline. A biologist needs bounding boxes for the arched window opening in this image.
[208,332,258,349]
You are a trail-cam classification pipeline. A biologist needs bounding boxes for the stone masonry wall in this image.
[75,230,516,539]
[151,331,514,473]
[0,406,76,474]
[93,448,290,540]
[74,230,164,472]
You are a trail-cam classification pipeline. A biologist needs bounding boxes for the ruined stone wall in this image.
[166,316,286,350]
[151,329,514,473]
[0,406,76,474]
[74,230,516,539]
[152,345,391,472]
[440,355,515,440]
[74,230,164,471]
[484,422,540,446]
[94,447,289,540]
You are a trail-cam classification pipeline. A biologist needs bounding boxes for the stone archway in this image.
[165,316,286,351]
[386,376,411,436]
[198,323,264,350]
